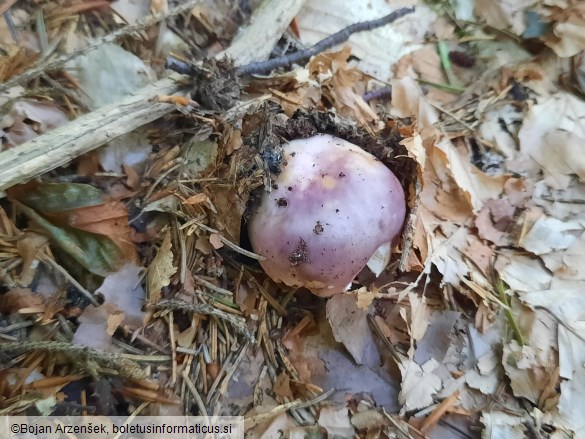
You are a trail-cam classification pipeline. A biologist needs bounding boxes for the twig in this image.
[363,86,392,103]
[0,0,202,93]
[150,299,255,342]
[218,0,307,66]
[191,221,266,261]
[399,176,421,272]
[0,341,146,379]
[182,369,208,417]
[193,274,235,297]
[236,7,415,75]
[40,255,100,307]
[244,388,334,429]
[0,74,187,192]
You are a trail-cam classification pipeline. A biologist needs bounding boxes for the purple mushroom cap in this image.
[248,134,406,297]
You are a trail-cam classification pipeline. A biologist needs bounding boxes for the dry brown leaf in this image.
[0,288,45,314]
[183,193,209,205]
[15,232,49,286]
[147,231,176,303]
[209,233,224,249]
[62,199,137,263]
[308,46,379,127]
[208,185,247,243]
[273,372,294,400]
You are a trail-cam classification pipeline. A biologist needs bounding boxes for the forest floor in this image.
[1,0,584,438]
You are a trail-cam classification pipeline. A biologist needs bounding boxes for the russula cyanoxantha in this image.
[248,134,406,297]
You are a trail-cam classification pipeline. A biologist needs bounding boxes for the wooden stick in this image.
[217,0,308,66]
[0,74,186,192]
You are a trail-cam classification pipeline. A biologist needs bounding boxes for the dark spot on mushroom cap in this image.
[313,221,324,235]
[276,197,288,207]
[289,238,309,266]
[288,186,293,191]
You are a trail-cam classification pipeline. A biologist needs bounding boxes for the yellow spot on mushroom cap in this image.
[321,175,337,189]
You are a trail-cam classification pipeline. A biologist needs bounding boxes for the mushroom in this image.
[248,134,406,297]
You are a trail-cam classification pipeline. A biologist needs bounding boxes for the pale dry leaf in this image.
[182,139,218,178]
[73,303,118,351]
[209,233,224,249]
[541,2,585,57]
[466,352,500,395]
[147,231,177,303]
[413,310,460,365]
[474,0,537,36]
[401,134,426,169]
[502,340,551,404]
[390,77,438,132]
[95,262,147,328]
[558,324,585,381]
[366,242,390,277]
[428,225,471,286]
[394,45,458,106]
[434,138,508,214]
[110,0,151,24]
[407,293,430,342]
[71,43,155,109]
[398,358,442,412]
[557,367,585,433]
[2,100,70,146]
[480,411,529,439]
[99,129,152,173]
[318,406,354,438]
[477,108,519,160]
[326,294,380,366]
[520,216,584,256]
[350,410,385,430]
[514,92,585,180]
[300,320,400,411]
[177,320,198,348]
[495,251,552,292]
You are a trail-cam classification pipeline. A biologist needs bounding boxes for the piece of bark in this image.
[0,74,186,192]
[217,0,307,66]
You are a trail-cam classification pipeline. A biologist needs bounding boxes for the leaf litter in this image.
[0,0,584,437]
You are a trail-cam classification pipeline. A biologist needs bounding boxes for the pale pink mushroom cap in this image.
[248,134,406,297]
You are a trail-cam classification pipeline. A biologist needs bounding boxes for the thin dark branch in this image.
[236,7,415,76]
[363,86,392,103]
[165,57,195,75]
